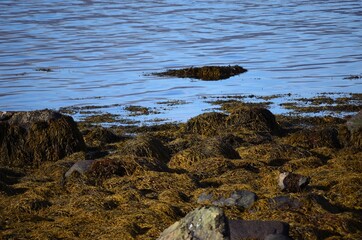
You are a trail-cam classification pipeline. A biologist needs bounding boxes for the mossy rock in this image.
[83,127,120,147]
[184,112,227,137]
[168,136,240,171]
[226,107,282,135]
[154,65,247,80]
[0,110,85,168]
[119,135,171,162]
[286,127,340,149]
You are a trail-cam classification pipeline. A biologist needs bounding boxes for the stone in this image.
[229,220,290,240]
[265,234,293,240]
[269,196,302,210]
[157,206,229,240]
[278,172,310,193]
[0,110,85,167]
[198,190,257,209]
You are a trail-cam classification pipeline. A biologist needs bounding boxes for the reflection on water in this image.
[0,0,361,122]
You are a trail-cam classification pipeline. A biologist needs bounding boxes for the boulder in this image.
[0,110,85,167]
[229,220,290,240]
[158,206,229,240]
[226,107,281,135]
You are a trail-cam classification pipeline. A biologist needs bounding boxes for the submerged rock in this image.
[278,172,310,193]
[157,206,229,240]
[153,65,247,81]
[0,110,85,167]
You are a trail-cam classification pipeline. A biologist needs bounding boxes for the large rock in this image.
[0,110,85,167]
[229,220,290,240]
[226,107,282,135]
[158,206,229,240]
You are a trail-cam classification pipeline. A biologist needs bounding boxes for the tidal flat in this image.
[0,96,361,239]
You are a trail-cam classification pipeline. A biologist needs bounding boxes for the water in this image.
[1,0,361,123]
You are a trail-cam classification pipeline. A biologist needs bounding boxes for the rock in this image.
[229,220,290,240]
[62,160,95,184]
[265,234,293,240]
[226,107,282,135]
[346,111,362,132]
[83,127,120,146]
[198,190,257,209]
[184,112,227,136]
[0,110,85,167]
[278,172,310,193]
[120,135,170,163]
[153,65,247,81]
[286,127,340,149]
[269,196,302,210]
[158,206,229,240]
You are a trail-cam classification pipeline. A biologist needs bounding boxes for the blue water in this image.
[0,0,361,122]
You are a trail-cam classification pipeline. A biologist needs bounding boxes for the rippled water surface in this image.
[1,0,361,122]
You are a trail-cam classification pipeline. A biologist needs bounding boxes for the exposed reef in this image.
[152,65,247,80]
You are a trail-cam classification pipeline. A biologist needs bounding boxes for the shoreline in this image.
[0,96,361,239]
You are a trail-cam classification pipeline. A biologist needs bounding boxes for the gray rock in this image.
[278,172,310,193]
[198,190,257,209]
[64,160,95,178]
[230,190,257,209]
[157,206,229,240]
[229,220,290,240]
[197,192,213,204]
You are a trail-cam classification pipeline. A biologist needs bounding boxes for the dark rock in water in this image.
[157,206,229,240]
[229,219,290,240]
[269,196,302,210]
[226,107,282,135]
[278,172,310,193]
[153,65,247,81]
[0,110,85,167]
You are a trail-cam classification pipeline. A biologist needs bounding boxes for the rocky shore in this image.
[0,101,361,239]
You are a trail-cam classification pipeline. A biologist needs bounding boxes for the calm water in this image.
[1,0,361,122]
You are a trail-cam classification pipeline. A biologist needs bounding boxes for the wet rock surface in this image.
[0,110,85,167]
[198,190,257,209]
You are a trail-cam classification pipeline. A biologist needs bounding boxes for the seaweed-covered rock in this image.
[185,112,227,136]
[157,206,229,240]
[154,65,247,81]
[83,127,120,147]
[0,110,85,167]
[168,136,240,171]
[120,135,170,162]
[286,127,340,149]
[226,107,281,135]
